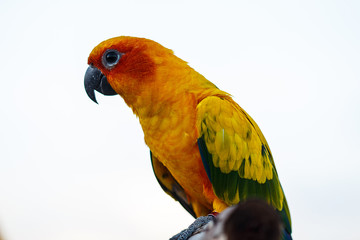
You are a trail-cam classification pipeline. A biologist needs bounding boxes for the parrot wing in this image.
[150,151,197,218]
[196,96,291,234]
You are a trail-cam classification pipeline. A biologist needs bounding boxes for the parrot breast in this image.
[137,88,220,216]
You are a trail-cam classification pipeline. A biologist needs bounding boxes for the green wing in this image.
[196,96,291,234]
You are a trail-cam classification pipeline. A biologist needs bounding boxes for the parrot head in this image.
[84,36,190,108]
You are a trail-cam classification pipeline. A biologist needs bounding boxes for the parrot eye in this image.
[102,49,122,69]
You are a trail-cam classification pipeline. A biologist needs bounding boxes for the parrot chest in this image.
[139,108,212,209]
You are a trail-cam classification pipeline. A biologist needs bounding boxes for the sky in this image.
[0,0,359,239]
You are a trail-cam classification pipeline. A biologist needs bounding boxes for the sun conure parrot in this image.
[84,36,292,240]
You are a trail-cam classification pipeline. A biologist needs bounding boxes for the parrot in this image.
[84,36,292,240]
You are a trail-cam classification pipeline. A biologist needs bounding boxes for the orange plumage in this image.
[85,36,291,237]
[87,36,229,215]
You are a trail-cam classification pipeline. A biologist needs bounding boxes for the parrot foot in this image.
[169,215,216,240]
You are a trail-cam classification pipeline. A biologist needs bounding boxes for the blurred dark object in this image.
[223,199,281,240]
[187,199,282,240]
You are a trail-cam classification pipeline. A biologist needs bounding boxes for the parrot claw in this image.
[170,215,215,240]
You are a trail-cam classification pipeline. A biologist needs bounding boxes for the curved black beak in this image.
[84,65,117,103]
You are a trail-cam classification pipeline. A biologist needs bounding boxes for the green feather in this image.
[198,134,292,235]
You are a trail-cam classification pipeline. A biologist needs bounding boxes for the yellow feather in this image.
[229,141,237,167]
[159,117,171,131]
[215,130,224,155]
[218,158,228,173]
[233,153,243,171]
[150,114,159,128]
[212,101,221,116]
[244,158,251,178]
[213,155,220,168]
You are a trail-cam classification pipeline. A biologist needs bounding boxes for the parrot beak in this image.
[84,65,118,103]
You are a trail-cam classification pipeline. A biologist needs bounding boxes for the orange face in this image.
[86,37,164,103]
[85,36,195,111]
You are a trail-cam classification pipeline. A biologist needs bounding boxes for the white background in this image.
[0,1,359,239]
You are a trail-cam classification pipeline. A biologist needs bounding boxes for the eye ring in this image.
[102,49,122,69]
